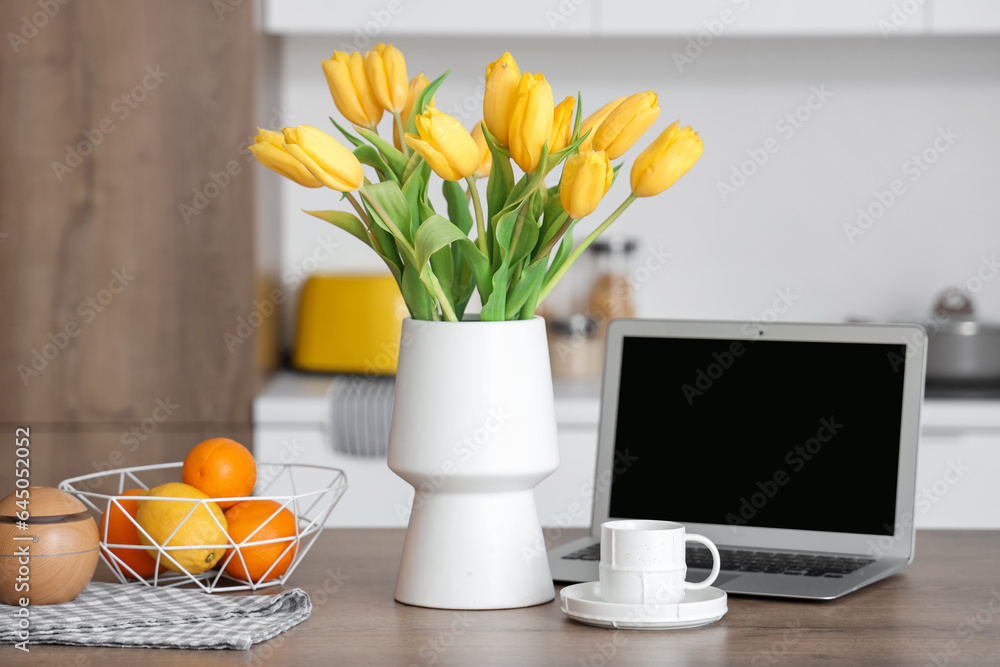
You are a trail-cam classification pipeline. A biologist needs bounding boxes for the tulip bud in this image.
[560,150,614,219]
[321,51,383,129]
[404,108,480,181]
[394,73,433,151]
[365,43,408,113]
[483,52,521,146]
[594,91,660,159]
[630,121,703,197]
[549,96,576,154]
[508,72,554,174]
[249,128,323,188]
[280,125,365,192]
[471,122,492,178]
[579,97,625,152]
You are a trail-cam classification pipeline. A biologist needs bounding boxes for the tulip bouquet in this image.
[250,47,703,322]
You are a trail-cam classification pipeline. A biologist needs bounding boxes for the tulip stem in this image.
[538,194,636,303]
[393,112,410,158]
[508,196,531,262]
[360,189,418,266]
[466,176,488,255]
[532,215,574,265]
[345,192,385,256]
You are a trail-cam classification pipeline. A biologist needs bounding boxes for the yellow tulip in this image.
[630,121,704,197]
[508,72,553,173]
[394,73,433,151]
[321,51,383,129]
[483,52,521,146]
[249,128,323,188]
[471,122,492,178]
[560,150,614,219]
[404,108,480,181]
[579,96,625,151]
[549,96,576,154]
[593,91,660,159]
[364,43,408,113]
[280,125,364,192]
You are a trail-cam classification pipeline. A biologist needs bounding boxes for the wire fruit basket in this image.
[59,462,347,593]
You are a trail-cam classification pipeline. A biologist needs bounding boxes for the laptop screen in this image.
[608,336,907,537]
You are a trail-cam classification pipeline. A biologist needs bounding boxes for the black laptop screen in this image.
[608,336,907,536]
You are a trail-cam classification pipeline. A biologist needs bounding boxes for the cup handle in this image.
[684,533,721,590]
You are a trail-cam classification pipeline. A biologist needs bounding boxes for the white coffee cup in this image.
[599,519,721,605]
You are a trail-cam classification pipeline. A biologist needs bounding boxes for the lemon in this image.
[137,483,229,574]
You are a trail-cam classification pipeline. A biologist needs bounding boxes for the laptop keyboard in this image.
[562,543,875,579]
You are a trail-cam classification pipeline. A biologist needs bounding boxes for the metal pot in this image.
[924,289,1000,384]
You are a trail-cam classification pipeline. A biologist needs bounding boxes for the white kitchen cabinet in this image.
[262,0,592,36]
[914,431,1000,529]
[931,0,1000,34]
[255,427,415,527]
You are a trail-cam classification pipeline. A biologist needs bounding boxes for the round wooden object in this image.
[0,486,100,605]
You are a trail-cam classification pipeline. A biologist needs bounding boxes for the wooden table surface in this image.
[7,529,1000,666]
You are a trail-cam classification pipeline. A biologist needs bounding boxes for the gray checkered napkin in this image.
[0,582,311,650]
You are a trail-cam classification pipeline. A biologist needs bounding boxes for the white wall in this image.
[271,35,1000,345]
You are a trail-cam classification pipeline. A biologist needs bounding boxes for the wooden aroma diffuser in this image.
[0,486,100,605]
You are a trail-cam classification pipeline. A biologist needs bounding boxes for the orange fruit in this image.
[182,437,257,509]
[223,500,299,583]
[99,489,164,579]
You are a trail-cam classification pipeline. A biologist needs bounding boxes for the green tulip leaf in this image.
[303,209,370,248]
[415,215,492,300]
[400,255,437,321]
[402,150,424,185]
[505,260,547,320]
[482,122,515,225]
[356,127,408,181]
[404,70,450,135]
[571,92,583,143]
[354,144,399,185]
[329,117,364,148]
[442,180,474,235]
[543,225,577,290]
[360,181,414,259]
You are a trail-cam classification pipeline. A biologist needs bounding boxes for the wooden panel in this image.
[0,427,254,492]
[0,0,261,426]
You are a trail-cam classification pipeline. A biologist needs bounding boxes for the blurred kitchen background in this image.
[1,2,998,528]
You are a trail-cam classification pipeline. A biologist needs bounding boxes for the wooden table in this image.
[7,530,1000,665]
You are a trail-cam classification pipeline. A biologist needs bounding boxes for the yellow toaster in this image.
[293,274,407,375]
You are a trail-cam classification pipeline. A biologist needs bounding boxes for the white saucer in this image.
[559,582,728,630]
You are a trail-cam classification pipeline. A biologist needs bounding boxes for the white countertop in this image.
[255,371,1000,433]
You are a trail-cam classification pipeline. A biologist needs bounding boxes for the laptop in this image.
[548,319,927,600]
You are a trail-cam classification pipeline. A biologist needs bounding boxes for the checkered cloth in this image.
[0,582,311,650]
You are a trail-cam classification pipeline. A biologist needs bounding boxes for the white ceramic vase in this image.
[387,316,560,609]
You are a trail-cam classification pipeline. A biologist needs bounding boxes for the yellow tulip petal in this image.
[255,127,285,148]
[322,51,383,129]
[630,121,704,197]
[248,142,323,188]
[405,133,462,181]
[471,122,492,178]
[579,97,625,151]
[292,125,364,188]
[483,52,521,146]
[603,105,661,159]
[365,43,408,112]
[549,96,575,154]
[508,72,553,173]
[560,150,612,219]
[282,143,356,191]
[594,91,660,159]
